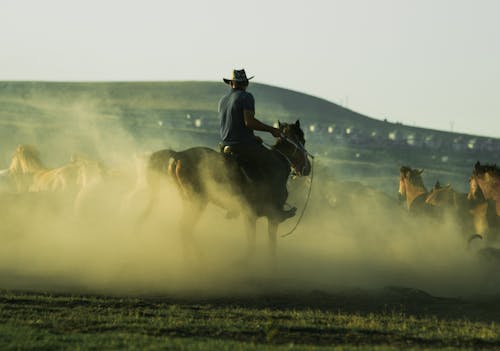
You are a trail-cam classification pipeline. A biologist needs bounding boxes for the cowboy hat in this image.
[223,69,254,84]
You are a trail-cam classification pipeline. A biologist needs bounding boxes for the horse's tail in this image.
[170,158,192,200]
[148,149,178,174]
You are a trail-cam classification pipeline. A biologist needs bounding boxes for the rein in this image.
[265,135,315,175]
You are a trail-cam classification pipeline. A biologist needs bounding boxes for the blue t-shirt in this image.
[219,89,259,146]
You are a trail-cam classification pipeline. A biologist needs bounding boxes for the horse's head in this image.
[467,175,483,201]
[470,161,500,201]
[9,144,44,174]
[399,166,424,196]
[399,166,409,197]
[277,120,311,176]
[426,184,455,207]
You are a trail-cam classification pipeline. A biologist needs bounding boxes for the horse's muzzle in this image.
[301,159,312,176]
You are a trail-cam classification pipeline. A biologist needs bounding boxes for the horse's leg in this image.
[74,185,89,216]
[244,214,257,259]
[120,182,142,214]
[267,218,279,259]
[134,169,161,233]
[179,199,206,261]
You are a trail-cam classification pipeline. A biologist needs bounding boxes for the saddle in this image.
[219,144,262,183]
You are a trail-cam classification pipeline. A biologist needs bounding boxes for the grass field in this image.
[1,288,499,350]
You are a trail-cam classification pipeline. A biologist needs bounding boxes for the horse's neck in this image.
[477,176,500,216]
[10,157,46,174]
[426,187,456,207]
[271,143,294,173]
[491,179,500,216]
[404,181,427,209]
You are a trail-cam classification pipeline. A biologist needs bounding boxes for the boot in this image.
[275,206,297,223]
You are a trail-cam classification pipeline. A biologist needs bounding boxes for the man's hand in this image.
[269,127,281,138]
[244,110,282,138]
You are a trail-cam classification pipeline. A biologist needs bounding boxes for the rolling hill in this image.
[0,81,498,193]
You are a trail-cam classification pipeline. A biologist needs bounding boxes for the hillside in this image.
[0,81,498,193]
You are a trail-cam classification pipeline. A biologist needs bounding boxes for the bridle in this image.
[273,134,314,176]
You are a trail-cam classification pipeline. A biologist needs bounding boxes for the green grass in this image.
[1,290,499,350]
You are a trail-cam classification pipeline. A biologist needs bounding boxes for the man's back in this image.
[219,89,258,146]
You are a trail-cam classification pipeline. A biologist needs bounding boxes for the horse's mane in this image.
[9,144,45,173]
[290,123,305,143]
[425,184,455,205]
[400,166,412,174]
[279,120,305,145]
[473,161,500,177]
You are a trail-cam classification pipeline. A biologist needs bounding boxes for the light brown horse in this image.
[139,120,312,258]
[467,162,500,242]
[399,166,469,213]
[398,166,433,215]
[398,166,478,236]
[7,145,78,193]
[6,145,106,212]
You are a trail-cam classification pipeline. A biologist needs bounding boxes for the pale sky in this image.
[1,0,499,137]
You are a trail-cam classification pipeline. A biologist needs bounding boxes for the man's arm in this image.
[244,110,281,137]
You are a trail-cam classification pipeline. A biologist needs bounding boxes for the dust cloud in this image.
[0,96,497,298]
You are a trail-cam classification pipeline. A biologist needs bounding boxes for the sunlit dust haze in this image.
[0,94,497,299]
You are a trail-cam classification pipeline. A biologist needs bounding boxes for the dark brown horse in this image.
[139,120,312,258]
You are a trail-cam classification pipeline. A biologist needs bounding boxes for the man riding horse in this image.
[218,69,296,222]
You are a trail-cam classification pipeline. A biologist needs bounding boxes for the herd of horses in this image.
[399,163,500,250]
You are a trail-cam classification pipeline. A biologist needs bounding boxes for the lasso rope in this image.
[281,155,314,237]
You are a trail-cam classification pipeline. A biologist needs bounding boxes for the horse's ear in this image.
[278,120,282,128]
[475,161,480,169]
[295,120,300,128]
